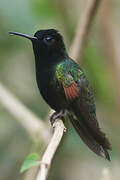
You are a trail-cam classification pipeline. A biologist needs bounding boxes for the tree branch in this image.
[0,83,50,144]
[69,0,101,62]
[100,0,120,118]
[36,119,66,180]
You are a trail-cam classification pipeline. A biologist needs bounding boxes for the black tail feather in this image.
[68,114,111,161]
[103,148,111,161]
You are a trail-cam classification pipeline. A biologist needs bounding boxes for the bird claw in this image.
[50,110,64,126]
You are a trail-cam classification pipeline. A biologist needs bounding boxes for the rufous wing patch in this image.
[62,82,79,100]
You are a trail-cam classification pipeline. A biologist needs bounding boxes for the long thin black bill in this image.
[9,32,37,40]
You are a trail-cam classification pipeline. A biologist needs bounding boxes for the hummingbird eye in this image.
[43,36,55,45]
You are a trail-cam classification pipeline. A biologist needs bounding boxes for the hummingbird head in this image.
[9,29,67,60]
[33,29,67,59]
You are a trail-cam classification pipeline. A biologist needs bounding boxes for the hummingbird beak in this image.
[9,32,37,41]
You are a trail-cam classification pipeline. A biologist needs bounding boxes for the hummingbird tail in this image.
[68,113,111,161]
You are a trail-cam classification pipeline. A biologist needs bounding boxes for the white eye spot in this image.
[44,36,55,45]
[46,37,52,41]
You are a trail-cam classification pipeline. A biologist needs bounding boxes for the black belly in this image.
[37,73,68,111]
[41,84,68,111]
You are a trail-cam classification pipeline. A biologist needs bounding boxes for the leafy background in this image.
[0,0,120,179]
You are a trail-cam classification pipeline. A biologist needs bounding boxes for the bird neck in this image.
[34,51,68,75]
[34,52,68,91]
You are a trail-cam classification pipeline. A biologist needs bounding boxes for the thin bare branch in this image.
[100,0,120,114]
[100,0,118,73]
[69,0,101,62]
[36,119,66,180]
[0,83,50,144]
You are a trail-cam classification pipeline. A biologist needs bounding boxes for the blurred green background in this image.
[0,0,120,179]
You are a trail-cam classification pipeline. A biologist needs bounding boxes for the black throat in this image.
[32,43,67,92]
[32,41,67,73]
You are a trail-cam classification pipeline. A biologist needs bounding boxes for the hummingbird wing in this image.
[61,71,99,130]
[61,69,111,160]
[62,81,79,100]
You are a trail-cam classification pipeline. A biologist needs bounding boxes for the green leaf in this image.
[20,153,41,173]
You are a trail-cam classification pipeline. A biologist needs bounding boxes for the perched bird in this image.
[9,29,111,160]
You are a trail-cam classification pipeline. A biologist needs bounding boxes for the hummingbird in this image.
[9,29,111,160]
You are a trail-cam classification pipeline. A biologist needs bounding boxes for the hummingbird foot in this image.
[50,110,65,126]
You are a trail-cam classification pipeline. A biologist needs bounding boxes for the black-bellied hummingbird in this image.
[9,29,111,160]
